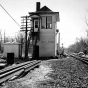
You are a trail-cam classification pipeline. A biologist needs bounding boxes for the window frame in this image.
[34,20,39,28]
[41,16,52,29]
[41,16,46,29]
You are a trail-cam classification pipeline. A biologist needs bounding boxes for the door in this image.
[34,19,39,32]
[33,45,39,59]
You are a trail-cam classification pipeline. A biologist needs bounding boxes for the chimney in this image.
[36,2,40,11]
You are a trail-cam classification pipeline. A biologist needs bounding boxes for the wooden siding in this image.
[39,42,55,57]
[37,14,57,57]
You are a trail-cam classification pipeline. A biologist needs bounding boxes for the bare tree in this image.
[83,9,88,36]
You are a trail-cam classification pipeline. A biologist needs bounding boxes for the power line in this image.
[0,4,21,27]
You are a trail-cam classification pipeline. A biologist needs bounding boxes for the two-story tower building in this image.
[29,2,60,58]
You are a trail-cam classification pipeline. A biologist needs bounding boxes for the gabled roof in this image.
[29,4,60,22]
[39,6,53,12]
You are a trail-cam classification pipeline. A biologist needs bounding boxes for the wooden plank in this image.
[0,69,24,83]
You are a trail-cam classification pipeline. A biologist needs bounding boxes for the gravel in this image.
[1,57,88,88]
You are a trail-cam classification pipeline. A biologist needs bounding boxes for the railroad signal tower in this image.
[21,2,60,59]
[28,2,60,58]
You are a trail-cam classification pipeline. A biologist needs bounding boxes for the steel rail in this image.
[0,60,41,84]
[0,60,36,74]
[78,55,88,61]
[69,54,88,64]
[0,69,24,83]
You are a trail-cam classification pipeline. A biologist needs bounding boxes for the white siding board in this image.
[40,34,55,41]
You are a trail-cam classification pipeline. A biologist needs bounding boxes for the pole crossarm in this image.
[20,16,32,59]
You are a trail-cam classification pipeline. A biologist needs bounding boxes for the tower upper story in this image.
[29,2,60,41]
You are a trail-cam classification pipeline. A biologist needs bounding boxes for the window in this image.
[41,16,52,29]
[35,20,38,28]
[47,17,52,29]
[41,17,46,29]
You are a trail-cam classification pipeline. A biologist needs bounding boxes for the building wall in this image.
[38,14,57,57]
[38,42,55,57]
[3,43,20,58]
[55,22,57,56]
[58,32,60,51]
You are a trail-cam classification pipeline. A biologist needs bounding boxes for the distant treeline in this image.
[68,38,88,54]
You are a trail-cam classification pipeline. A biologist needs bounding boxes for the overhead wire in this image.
[0,4,21,27]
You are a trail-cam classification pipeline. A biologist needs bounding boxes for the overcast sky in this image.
[0,0,88,47]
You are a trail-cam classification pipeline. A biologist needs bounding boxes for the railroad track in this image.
[0,60,41,84]
[69,54,88,64]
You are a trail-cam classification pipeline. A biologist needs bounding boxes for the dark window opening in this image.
[35,20,38,28]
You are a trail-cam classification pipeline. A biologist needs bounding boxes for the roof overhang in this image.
[30,14,40,18]
[54,12,60,22]
[29,12,60,22]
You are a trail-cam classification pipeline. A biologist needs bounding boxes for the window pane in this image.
[35,21,38,24]
[35,20,38,28]
[47,17,52,29]
[35,24,38,28]
[47,23,52,29]
[41,17,46,29]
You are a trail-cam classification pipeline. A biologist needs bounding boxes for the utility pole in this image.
[4,30,5,43]
[0,30,2,43]
[21,16,30,60]
[25,16,28,59]
[0,30,2,52]
[20,34,23,58]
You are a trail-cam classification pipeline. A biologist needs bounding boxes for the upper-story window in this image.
[47,17,52,29]
[41,16,52,29]
[41,17,46,29]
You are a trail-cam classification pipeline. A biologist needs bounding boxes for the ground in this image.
[1,57,88,88]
